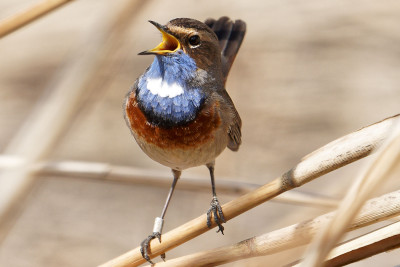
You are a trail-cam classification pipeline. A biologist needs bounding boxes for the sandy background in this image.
[0,0,399,266]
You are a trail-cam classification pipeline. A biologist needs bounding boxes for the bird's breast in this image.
[125,91,222,150]
[136,77,205,128]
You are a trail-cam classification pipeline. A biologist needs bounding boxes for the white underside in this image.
[147,77,184,98]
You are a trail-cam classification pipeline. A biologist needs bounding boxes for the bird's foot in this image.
[140,232,166,264]
[206,196,226,234]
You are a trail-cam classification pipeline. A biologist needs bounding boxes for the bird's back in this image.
[205,17,246,151]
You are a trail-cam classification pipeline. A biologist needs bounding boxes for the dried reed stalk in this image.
[149,190,400,267]
[299,120,400,267]
[0,0,147,241]
[325,220,400,266]
[0,156,339,208]
[0,0,74,38]
[100,114,399,267]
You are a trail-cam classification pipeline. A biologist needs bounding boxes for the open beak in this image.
[138,21,181,55]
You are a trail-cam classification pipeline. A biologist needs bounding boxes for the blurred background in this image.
[0,0,400,266]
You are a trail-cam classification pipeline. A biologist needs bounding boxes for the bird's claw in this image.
[206,196,226,234]
[140,232,166,264]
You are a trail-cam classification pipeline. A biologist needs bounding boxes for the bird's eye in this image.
[188,35,201,47]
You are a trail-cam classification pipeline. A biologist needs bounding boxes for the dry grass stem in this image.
[146,190,400,267]
[0,0,74,38]
[299,119,400,267]
[0,0,147,241]
[325,220,400,266]
[100,114,399,267]
[0,156,339,208]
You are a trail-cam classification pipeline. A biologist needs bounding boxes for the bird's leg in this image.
[206,162,226,234]
[140,169,181,264]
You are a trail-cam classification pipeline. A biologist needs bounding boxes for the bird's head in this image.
[139,18,222,73]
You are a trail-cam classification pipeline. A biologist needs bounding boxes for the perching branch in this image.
[100,114,399,267]
[147,189,400,267]
[299,117,400,267]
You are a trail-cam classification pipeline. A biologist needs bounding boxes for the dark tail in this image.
[205,17,246,83]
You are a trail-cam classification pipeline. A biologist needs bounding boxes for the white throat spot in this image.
[147,77,184,98]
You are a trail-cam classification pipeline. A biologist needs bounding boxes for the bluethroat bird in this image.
[124,17,246,263]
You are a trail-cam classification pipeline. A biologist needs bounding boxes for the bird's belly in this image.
[125,92,227,170]
[138,132,226,170]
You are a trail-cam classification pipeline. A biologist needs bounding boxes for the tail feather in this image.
[205,17,233,56]
[205,17,246,83]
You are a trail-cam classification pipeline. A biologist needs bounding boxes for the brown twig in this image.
[0,0,75,38]
[100,114,399,267]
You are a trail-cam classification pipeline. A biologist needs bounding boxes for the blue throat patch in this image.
[137,50,205,128]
